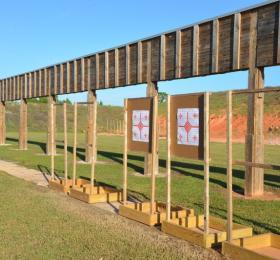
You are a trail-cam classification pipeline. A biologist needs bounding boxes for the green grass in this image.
[1,131,279,236]
[1,171,210,259]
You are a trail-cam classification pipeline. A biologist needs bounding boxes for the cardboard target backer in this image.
[170,93,204,160]
[127,97,153,153]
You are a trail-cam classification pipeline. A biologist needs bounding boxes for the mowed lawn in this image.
[0,172,222,259]
[1,131,279,236]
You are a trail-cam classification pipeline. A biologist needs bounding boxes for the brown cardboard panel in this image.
[170,93,204,160]
[127,97,153,153]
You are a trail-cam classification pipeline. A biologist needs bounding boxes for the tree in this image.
[158,92,168,103]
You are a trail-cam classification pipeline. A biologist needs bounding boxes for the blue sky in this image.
[0,0,279,105]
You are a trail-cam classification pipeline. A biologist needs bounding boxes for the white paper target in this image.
[132,110,150,142]
[177,108,199,146]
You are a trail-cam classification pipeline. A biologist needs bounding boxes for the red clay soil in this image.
[158,114,280,144]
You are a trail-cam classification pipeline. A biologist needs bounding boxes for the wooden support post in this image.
[90,95,97,194]
[72,103,77,186]
[227,91,233,241]
[166,95,171,221]
[85,89,97,163]
[51,101,55,180]
[64,102,68,187]
[0,101,6,145]
[47,95,56,155]
[245,12,264,197]
[150,94,158,214]
[19,99,28,150]
[204,92,210,235]
[123,99,128,204]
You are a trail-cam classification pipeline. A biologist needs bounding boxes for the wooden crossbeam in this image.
[212,20,219,73]
[233,13,241,70]
[192,25,199,76]
[233,160,280,171]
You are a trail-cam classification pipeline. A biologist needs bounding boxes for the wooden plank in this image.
[96,54,99,89]
[166,95,171,221]
[193,25,199,76]
[115,49,119,86]
[44,68,47,96]
[175,30,181,78]
[160,35,166,80]
[47,95,56,155]
[74,60,78,92]
[0,101,6,145]
[54,66,58,94]
[67,62,70,93]
[233,160,280,171]
[123,99,128,204]
[233,13,241,70]
[81,58,85,91]
[126,45,130,85]
[38,70,42,96]
[227,90,233,241]
[104,52,109,88]
[50,100,55,180]
[29,73,32,97]
[60,64,64,93]
[19,99,28,150]
[90,91,97,194]
[212,20,219,73]
[87,58,91,90]
[63,102,68,187]
[204,92,210,234]
[72,102,77,186]
[137,42,142,83]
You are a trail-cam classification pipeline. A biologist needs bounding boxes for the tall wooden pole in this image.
[47,95,56,155]
[150,95,158,214]
[51,101,55,181]
[72,103,77,187]
[166,95,171,221]
[90,95,97,194]
[64,102,68,187]
[204,92,210,235]
[86,89,97,163]
[0,101,6,145]
[123,99,128,204]
[227,91,233,241]
[245,12,264,197]
[19,99,28,150]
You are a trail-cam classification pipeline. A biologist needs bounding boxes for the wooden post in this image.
[90,94,97,194]
[19,99,28,150]
[47,95,56,155]
[51,101,55,181]
[204,92,210,235]
[0,101,6,145]
[123,99,128,204]
[72,103,77,186]
[227,91,233,241]
[245,12,264,197]
[150,95,158,214]
[166,95,171,221]
[85,89,97,163]
[145,82,159,175]
[64,102,68,187]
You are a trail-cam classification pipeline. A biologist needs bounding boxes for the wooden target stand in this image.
[161,92,252,248]
[49,102,89,193]
[222,88,280,259]
[119,96,193,226]
[69,102,122,204]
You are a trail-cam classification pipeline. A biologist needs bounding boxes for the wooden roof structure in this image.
[0,0,279,101]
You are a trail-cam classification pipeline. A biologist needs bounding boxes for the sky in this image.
[0,0,279,105]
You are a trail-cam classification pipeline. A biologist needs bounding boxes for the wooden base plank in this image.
[222,233,280,260]
[49,178,90,193]
[119,202,194,226]
[161,215,252,248]
[69,185,122,204]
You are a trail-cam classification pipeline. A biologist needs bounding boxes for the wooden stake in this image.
[204,92,210,235]
[166,95,171,221]
[64,102,68,187]
[72,102,77,187]
[150,95,158,214]
[123,99,128,204]
[227,91,233,241]
[0,101,6,145]
[90,94,97,194]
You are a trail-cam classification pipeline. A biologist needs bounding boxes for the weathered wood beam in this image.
[19,98,28,150]
[175,30,182,78]
[96,54,99,89]
[60,64,64,93]
[212,20,219,73]
[81,58,85,91]
[104,52,109,88]
[115,49,119,86]
[193,25,199,76]
[126,45,130,85]
[74,60,78,92]
[66,62,70,93]
[160,35,166,80]
[54,65,58,94]
[233,13,241,70]
[137,42,142,83]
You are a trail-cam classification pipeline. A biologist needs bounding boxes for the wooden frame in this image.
[222,88,280,258]
[69,101,122,203]
[162,92,252,248]
[119,95,194,226]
